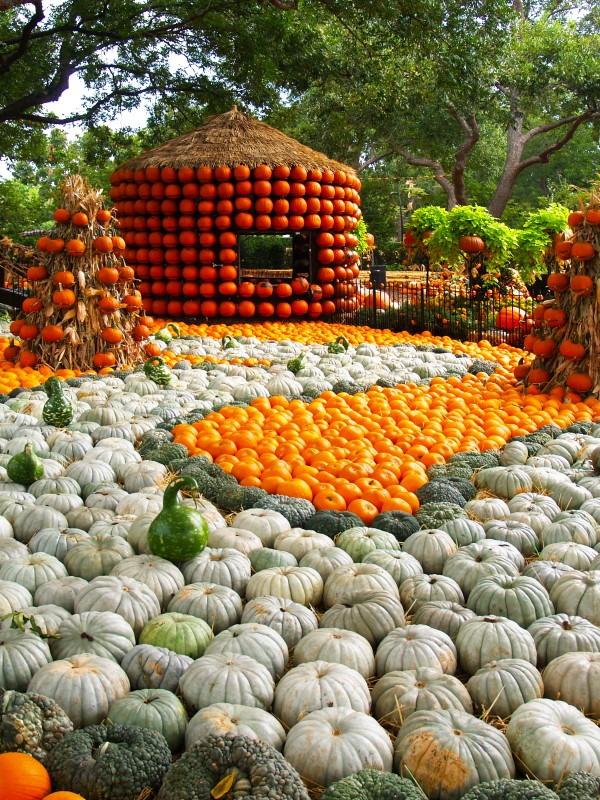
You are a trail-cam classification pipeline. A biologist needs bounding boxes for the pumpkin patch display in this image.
[0,320,600,798]
[110,108,362,321]
[518,198,599,397]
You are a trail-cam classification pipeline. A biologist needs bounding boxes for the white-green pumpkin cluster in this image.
[1,334,600,798]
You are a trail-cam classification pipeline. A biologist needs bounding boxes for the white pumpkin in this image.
[28,653,130,728]
[230,508,290,547]
[284,708,393,788]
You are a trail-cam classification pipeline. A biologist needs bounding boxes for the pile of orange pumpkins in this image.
[108,164,363,319]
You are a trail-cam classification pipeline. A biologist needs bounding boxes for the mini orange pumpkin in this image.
[101,327,123,344]
[52,289,76,309]
[53,208,70,223]
[41,325,65,342]
[65,239,86,257]
[72,212,89,226]
[26,265,48,281]
[53,271,75,287]
[93,351,117,368]
[97,267,120,284]
[22,297,43,314]
[570,275,594,296]
[93,236,113,253]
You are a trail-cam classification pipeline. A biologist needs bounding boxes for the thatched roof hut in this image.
[118,106,356,174]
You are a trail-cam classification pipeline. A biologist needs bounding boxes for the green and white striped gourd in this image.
[42,377,74,427]
[143,356,172,386]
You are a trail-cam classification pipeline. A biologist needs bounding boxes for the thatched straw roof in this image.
[118,107,356,174]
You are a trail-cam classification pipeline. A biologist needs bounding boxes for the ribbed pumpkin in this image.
[0,752,51,800]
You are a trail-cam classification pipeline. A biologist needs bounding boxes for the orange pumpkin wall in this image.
[109,164,362,320]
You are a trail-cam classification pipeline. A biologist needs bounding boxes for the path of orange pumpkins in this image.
[1,319,598,525]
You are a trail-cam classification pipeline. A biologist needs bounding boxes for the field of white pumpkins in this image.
[1,325,600,800]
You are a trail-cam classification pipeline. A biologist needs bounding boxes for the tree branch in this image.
[357,149,395,171]
[397,149,457,208]
[523,112,594,143]
[0,0,36,9]
[450,111,480,205]
[516,110,599,174]
[0,0,44,74]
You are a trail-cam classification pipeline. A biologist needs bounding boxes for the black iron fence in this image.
[331,268,541,347]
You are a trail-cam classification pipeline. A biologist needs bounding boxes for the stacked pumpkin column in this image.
[109,164,362,320]
[7,175,147,371]
[519,204,600,399]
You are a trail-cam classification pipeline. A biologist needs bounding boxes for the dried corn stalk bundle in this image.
[9,174,145,372]
[521,191,600,398]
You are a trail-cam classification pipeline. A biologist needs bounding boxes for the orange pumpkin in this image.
[93,352,117,368]
[41,325,64,342]
[239,282,255,298]
[459,235,485,253]
[559,339,586,360]
[97,208,112,224]
[238,300,256,317]
[9,319,25,336]
[528,368,551,385]
[72,212,89,227]
[570,275,594,296]
[256,281,274,298]
[19,350,38,367]
[65,239,86,257]
[101,327,123,344]
[567,210,585,227]
[52,289,76,309]
[53,271,75,287]
[93,236,113,253]
[275,283,292,298]
[46,238,65,254]
[37,236,51,251]
[97,267,120,284]
[19,324,39,340]
[571,242,595,261]
[554,241,573,261]
[26,266,48,282]
[98,295,120,313]
[257,301,275,317]
[532,338,557,358]
[495,307,526,331]
[544,308,567,327]
[0,752,51,800]
[22,298,43,314]
[586,208,600,225]
[53,208,70,223]
[547,272,569,291]
[131,324,150,341]
[291,276,309,295]
[566,372,593,393]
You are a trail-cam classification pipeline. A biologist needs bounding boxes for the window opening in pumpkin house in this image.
[238,232,315,284]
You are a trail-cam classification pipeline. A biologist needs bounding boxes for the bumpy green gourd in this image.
[327,335,350,354]
[6,442,44,485]
[42,376,74,427]
[287,352,305,374]
[144,356,172,386]
[148,476,209,561]
[154,322,180,343]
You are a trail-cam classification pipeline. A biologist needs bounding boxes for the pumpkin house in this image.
[110,107,362,321]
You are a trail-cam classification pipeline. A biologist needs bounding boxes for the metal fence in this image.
[330,269,543,347]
